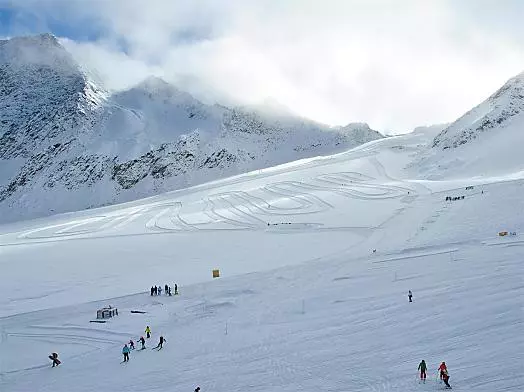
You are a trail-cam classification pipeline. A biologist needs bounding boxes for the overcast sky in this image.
[1,0,523,132]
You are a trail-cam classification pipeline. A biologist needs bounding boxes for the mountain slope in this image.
[0,34,382,223]
[433,72,524,149]
[1,125,522,392]
[414,72,524,179]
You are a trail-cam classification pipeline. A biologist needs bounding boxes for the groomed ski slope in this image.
[1,130,523,392]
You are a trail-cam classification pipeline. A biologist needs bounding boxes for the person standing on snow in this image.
[139,336,146,349]
[408,290,413,302]
[158,285,163,295]
[439,362,452,388]
[194,387,200,392]
[438,362,447,379]
[129,339,135,350]
[145,326,151,339]
[418,360,427,382]
[165,284,169,294]
[49,352,61,367]
[122,344,130,362]
[154,335,166,349]
[150,286,154,296]
[174,284,178,295]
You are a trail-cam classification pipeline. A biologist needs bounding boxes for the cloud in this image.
[6,0,524,131]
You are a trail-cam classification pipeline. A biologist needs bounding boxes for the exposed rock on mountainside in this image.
[433,72,524,149]
[411,71,524,179]
[0,34,383,223]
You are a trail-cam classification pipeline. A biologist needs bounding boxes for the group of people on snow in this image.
[150,283,178,296]
[121,326,166,362]
[418,360,451,388]
[409,294,451,388]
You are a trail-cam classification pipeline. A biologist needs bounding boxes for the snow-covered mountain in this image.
[2,111,523,392]
[414,72,524,179]
[0,34,382,223]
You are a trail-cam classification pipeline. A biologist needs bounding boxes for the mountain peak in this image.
[432,71,524,150]
[133,76,187,96]
[123,75,202,106]
[0,32,61,49]
[137,75,171,89]
[0,32,76,72]
[340,122,371,130]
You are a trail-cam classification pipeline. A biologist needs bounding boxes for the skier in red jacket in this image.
[439,362,452,388]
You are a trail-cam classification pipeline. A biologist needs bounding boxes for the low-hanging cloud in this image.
[10,0,524,132]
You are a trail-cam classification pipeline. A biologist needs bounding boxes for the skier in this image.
[408,290,413,302]
[49,352,61,367]
[154,335,166,349]
[439,362,451,389]
[158,286,163,295]
[122,344,130,362]
[174,284,178,295]
[145,325,151,339]
[165,284,169,294]
[129,339,135,350]
[168,287,172,296]
[418,360,427,382]
[194,387,200,392]
[139,336,146,349]
[150,286,154,296]
[153,286,157,295]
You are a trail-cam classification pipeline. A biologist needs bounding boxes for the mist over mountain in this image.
[0,34,382,223]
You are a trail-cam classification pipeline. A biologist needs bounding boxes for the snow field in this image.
[1,242,522,392]
[1,130,524,391]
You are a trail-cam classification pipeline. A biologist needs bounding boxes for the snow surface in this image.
[1,129,523,392]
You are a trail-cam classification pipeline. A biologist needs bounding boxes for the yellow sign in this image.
[212,269,220,278]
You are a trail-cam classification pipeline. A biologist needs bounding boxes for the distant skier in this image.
[194,387,200,392]
[168,287,172,296]
[418,360,427,382]
[153,286,158,295]
[150,286,154,296]
[129,339,135,350]
[408,290,413,302]
[154,335,166,350]
[165,284,169,294]
[174,284,178,295]
[122,344,130,362]
[139,336,146,349]
[49,352,61,367]
[158,286,163,295]
[439,362,451,389]
[145,326,151,339]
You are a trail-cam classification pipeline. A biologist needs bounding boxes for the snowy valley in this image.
[0,34,523,392]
